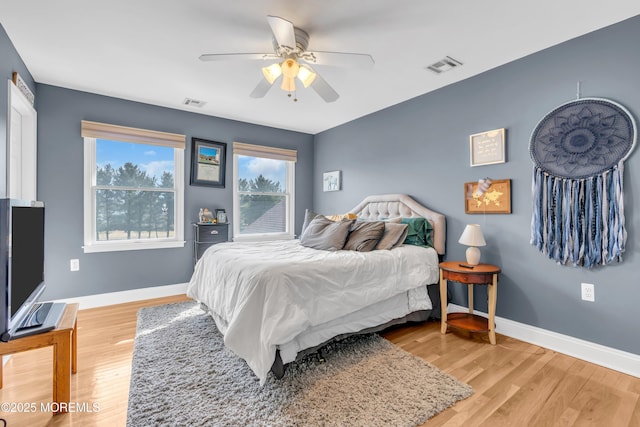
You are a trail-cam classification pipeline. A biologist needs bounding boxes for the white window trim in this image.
[232,149,295,242]
[82,137,185,253]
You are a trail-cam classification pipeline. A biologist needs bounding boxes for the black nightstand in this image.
[193,223,229,264]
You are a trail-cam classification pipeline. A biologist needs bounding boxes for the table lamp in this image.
[458,224,486,266]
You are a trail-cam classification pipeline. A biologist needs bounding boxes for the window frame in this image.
[232,143,296,242]
[82,125,185,253]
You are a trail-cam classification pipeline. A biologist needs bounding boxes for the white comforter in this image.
[186,239,439,383]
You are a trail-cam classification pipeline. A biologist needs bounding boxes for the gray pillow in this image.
[375,222,409,250]
[343,221,385,252]
[301,209,321,236]
[300,216,354,251]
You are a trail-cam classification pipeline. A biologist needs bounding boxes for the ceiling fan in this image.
[199,15,374,102]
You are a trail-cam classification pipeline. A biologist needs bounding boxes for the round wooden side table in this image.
[439,261,501,344]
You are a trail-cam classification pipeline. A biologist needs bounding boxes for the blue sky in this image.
[237,155,285,185]
[97,139,174,181]
[198,146,219,158]
[96,140,285,186]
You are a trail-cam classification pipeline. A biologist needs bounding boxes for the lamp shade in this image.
[458,224,486,266]
[261,63,282,84]
[281,58,300,78]
[280,75,296,92]
[297,64,317,88]
[458,224,486,247]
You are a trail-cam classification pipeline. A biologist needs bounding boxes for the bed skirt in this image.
[270,283,443,378]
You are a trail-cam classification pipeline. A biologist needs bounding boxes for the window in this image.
[232,142,296,241]
[82,120,185,253]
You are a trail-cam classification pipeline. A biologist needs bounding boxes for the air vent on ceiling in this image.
[426,56,463,74]
[183,98,207,107]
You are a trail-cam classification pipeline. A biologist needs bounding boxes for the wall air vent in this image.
[426,56,463,74]
[183,98,207,107]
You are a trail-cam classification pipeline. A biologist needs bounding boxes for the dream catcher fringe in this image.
[529,97,635,268]
[530,162,625,267]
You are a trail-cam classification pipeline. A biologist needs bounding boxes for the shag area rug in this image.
[126,301,472,426]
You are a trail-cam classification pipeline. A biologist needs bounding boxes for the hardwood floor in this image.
[0,295,188,427]
[382,325,640,426]
[0,294,638,426]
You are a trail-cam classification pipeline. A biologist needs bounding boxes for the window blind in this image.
[233,141,297,162]
[81,120,185,149]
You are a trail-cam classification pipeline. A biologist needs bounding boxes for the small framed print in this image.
[215,209,227,224]
[190,138,227,188]
[470,128,506,167]
[323,171,341,192]
[464,178,511,214]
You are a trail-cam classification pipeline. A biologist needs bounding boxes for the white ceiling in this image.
[2,1,639,134]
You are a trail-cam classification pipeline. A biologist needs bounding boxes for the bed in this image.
[187,194,446,384]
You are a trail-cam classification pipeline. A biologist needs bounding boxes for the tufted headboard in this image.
[350,194,446,255]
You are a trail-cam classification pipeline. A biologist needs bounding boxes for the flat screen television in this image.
[0,199,62,342]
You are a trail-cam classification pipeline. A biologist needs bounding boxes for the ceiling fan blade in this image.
[249,78,274,99]
[310,72,339,103]
[199,53,279,62]
[266,15,296,50]
[304,51,374,69]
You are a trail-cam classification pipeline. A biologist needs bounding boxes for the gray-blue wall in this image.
[0,24,36,197]
[4,15,639,356]
[35,84,314,300]
[314,16,640,355]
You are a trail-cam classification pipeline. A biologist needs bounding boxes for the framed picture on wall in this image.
[464,178,511,214]
[323,171,341,192]
[470,128,506,167]
[190,138,227,188]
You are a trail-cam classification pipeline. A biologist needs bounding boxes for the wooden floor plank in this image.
[527,359,594,426]
[0,294,638,426]
[478,354,578,426]
[384,322,640,427]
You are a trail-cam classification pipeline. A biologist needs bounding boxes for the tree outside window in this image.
[84,133,184,253]
[234,151,295,240]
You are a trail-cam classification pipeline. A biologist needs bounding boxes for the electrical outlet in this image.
[581,282,595,302]
[70,259,80,272]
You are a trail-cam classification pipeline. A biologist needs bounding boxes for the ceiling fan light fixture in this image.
[281,75,296,92]
[281,58,300,79]
[297,65,316,88]
[201,15,374,103]
[262,63,282,84]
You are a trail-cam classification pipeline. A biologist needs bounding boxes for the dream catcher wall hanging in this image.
[529,97,636,267]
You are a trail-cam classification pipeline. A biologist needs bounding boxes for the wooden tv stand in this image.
[0,303,78,414]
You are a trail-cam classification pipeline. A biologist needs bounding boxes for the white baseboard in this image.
[449,304,640,378]
[52,282,188,310]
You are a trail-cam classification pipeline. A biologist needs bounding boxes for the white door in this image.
[7,80,37,201]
